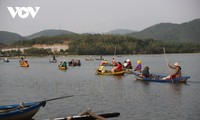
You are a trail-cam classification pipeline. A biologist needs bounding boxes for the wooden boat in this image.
[58,66,67,70]
[45,112,120,120]
[3,59,9,63]
[20,61,29,67]
[96,69,124,75]
[132,72,190,83]
[85,58,94,61]
[68,60,81,66]
[95,57,104,60]
[0,101,46,120]
[49,59,57,63]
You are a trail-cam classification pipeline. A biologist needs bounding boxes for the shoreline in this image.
[1,53,199,60]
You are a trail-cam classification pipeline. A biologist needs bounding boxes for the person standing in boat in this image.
[134,60,142,72]
[168,62,182,79]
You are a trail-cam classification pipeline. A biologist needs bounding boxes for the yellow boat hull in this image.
[58,66,67,70]
[96,70,124,75]
[20,62,29,67]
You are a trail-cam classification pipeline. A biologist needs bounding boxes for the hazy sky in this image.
[0,0,200,36]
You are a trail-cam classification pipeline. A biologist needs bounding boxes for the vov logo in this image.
[7,7,40,19]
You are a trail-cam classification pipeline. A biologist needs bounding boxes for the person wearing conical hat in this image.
[134,60,142,72]
[168,62,182,78]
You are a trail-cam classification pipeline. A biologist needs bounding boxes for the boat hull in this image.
[96,70,124,75]
[85,58,94,61]
[20,61,29,67]
[45,112,120,120]
[49,59,57,63]
[0,102,46,120]
[132,72,190,83]
[58,66,67,70]
[20,64,29,67]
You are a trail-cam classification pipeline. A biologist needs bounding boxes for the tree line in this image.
[1,34,200,56]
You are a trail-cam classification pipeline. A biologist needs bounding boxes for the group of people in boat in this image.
[19,56,29,65]
[140,62,182,80]
[3,57,9,62]
[98,57,182,79]
[58,59,81,68]
[98,58,143,74]
[49,55,57,63]
[68,59,81,66]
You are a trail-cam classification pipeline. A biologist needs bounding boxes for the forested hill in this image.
[0,31,25,44]
[128,19,200,43]
[107,29,136,35]
[25,29,77,39]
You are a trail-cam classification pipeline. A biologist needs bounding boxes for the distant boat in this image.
[3,60,9,63]
[20,61,29,67]
[95,58,104,60]
[49,59,57,63]
[68,59,81,66]
[0,101,46,120]
[95,55,104,60]
[85,58,94,61]
[58,66,67,70]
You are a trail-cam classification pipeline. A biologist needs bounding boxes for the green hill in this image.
[107,29,136,35]
[128,19,200,43]
[25,29,77,39]
[0,31,25,44]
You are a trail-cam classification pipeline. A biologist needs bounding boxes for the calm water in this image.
[0,54,200,120]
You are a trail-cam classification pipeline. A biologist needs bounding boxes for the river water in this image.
[0,54,200,120]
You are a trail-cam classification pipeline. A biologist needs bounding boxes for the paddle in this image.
[163,47,174,83]
[40,95,74,103]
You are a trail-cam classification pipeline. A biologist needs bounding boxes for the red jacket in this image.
[115,63,123,71]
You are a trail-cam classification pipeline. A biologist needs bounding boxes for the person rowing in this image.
[62,60,67,68]
[111,62,123,73]
[142,66,150,78]
[163,62,182,80]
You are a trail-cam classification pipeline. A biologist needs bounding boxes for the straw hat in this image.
[137,60,141,64]
[174,62,180,66]
[127,59,130,61]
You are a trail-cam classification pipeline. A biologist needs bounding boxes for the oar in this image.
[163,47,174,83]
[37,95,74,107]
[40,95,74,103]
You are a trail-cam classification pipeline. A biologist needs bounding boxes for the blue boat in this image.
[132,72,190,83]
[0,101,46,120]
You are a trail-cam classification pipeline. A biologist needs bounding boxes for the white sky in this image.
[0,0,200,36]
